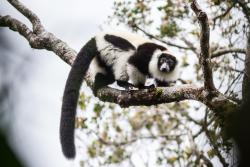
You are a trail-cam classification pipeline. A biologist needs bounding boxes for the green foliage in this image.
[78,92,90,111]
[75,117,87,129]
[107,148,125,164]
[87,140,104,158]
[155,88,163,97]
[181,55,190,67]
[160,20,181,38]
[93,102,105,117]
[167,156,178,164]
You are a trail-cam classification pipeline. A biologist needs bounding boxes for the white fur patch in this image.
[95,33,135,81]
[113,50,134,81]
[149,50,179,82]
[87,57,106,82]
[127,64,146,86]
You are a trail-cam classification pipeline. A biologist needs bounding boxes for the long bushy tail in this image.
[60,38,97,158]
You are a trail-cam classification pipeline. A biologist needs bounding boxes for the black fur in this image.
[104,34,135,51]
[157,54,177,72]
[155,79,170,87]
[60,38,98,159]
[117,80,135,89]
[128,43,167,75]
[94,73,115,94]
[95,54,114,86]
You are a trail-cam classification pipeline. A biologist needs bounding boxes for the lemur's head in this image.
[149,49,179,82]
[157,53,177,73]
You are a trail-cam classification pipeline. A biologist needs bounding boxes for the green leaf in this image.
[93,103,104,117]
[207,149,216,159]
[167,156,178,164]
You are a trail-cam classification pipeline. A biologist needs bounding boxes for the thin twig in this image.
[211,48,246,58]
[212,3,235,28]
[132,24,191,50]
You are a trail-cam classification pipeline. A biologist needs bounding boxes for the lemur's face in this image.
[158,53,177,73]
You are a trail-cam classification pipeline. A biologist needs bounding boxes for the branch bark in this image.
[211,48,246,59]
[212,3,235,27]
[191,0,215,92]
[242,27,250,102]
[0,0,239,117]
[7,0,45,34]
[1,0,76,65]
[233,27,250,167]
[132,24,191,50]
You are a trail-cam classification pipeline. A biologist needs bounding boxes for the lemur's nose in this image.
[160,63,169,72]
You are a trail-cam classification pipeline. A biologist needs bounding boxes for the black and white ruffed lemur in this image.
[60,31,179,158]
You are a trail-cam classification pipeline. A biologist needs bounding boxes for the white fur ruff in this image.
[149,50,179,82]
[87,57,106,82]
[127,64,146,86]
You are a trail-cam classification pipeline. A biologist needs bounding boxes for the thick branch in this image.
[242,28,250,101]
[0,15,37,42]
[96,85,204,107]
[0,14,76,65]
[92,84,238,115]
[211,48,246,58]
[191,0,215,92]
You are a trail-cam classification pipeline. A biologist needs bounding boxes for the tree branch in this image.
[132,24,191,50]
[181,37,199,55]
[191,0,215,92]
[242,27,250,102]
[211,48,246,58]
[7,0,45,34]
[235,0,250,23]
[91,129,181,147]
[0,15,36,42]
[0,13,76,65]
[187,128,213,167]
[203,110,229,167]
[212,3,235,27]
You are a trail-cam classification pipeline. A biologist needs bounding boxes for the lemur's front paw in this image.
[147,84,155,89]
[138,84,155,89]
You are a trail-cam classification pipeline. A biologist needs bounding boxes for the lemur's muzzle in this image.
[160,63,170,72]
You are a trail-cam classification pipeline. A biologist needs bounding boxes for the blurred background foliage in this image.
[75,0,249,167]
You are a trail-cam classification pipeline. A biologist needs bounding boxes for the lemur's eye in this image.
[168,59,173,65]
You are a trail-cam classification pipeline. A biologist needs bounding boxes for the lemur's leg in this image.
[93,73,115,95]
[112,56,133,89]
[127,64,147,89]
[137,84,155,89]
[117,80,135,90]
[155,79,170,87]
